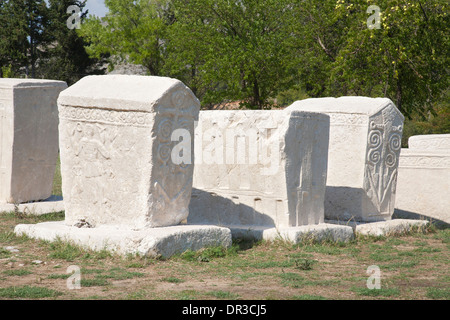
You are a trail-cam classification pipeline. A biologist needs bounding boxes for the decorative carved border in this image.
[409,137,450,150]
[399,154,450,168]
[59,105,153,127]
[329,113,367,126]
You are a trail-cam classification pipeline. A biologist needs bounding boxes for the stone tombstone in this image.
[287,97,404,222]
[57,75,200,229]
[408,134,450,151]
[395,134,450,224]
[0,78,67,204]
[188,110,330,228]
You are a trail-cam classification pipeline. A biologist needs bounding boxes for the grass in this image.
[45,238,113,261]
[0,207,448,300]
[2,269,33,277]
[179,245,238,262]
[353,286,401,297]
[291,294,328,300]
[0,286,63,299]
[161,277,185,284]
[205,290,240,300]
[426,287,450,300]
[80,278,109,287]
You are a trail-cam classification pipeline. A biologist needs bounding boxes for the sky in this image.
[84,0,108,17]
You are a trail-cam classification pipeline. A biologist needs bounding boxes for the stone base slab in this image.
[14,222,232,258]
[354,219,429,237]
[228,219,431,243]
[225,223,355,243]
[0,196,64,215]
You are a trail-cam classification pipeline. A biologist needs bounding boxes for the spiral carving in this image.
[385,153,397,167]
[389,133,401,151]
[158,119,173,141]
[158,144,172,163]
[368,149,381,164]
[368,130,382,149]
[171,90,187,107]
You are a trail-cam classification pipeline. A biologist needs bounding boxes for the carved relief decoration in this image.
[399,155,450,168]
[149,93,196,224]
[364,104,403,214]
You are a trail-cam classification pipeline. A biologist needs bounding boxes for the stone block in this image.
[355,219,429,237]
[408,134,450,151]
[188,110,330,228]
[14,222,232,258]
[395,134,450,224]
[57,75,200,228]
[0,195,64,215]
[0,79,67,204]
[287,97,404,222]
[263,223,355,243]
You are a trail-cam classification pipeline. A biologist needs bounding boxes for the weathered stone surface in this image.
[395,134,450,224]
[408,134,450,151]
[0,79,67,204]
[188,110,330,228]
[57,75,200,229]
[355,219,429,237]
[287,97,404,222]
[0,195,64,215]
[263,224,354,243]
[14,222,232,258]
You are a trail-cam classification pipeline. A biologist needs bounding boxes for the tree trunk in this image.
[252,76,261,108]
[396,79,403,115]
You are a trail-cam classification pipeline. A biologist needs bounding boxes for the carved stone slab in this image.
[395,134,450,224]
[15,222,232,258]
[0,79,67,204]
[287,97,404,222]
[57,75,200,228]
[188,110,330,228]
[408,134,450,151]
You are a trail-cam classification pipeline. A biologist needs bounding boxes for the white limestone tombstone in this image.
[395,134,450,224]
[0,79,67,204]
[57,75,200,229]
[188,109,330,228]
[287,97,404,222]
[408,134,450,151]
[14,75,233,258]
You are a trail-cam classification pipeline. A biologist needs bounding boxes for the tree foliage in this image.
[325,0,449,118]
[0,0,99,84]
[166,0,299,108]
[42,0,98,85]
[78,0,173,76]
[1,0,448,118]
[0,0,50,78]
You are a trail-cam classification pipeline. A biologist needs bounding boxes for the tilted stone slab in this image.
[395,134,450,224]
[57,75,200,229]
[287,97,404,222]
[188,109,330,228]
[0,79,67,204]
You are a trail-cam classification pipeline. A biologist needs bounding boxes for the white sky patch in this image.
[84,0,108,17]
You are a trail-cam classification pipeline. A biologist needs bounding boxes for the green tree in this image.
[41,0,99,85]
[76,0,448,114]
[167,0,299,108]
[295,0,449,118]
[0,0,50,78]
[79,0,172,76]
